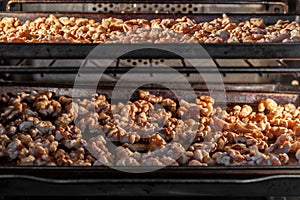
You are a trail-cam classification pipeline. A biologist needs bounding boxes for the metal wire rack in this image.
[5,0,289,14]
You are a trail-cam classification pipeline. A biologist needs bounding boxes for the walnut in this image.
[18,155,35,166]
[33,92,61,117]
[188,159,207,166]
[55,149,73,166]
[239,105,253,118]
[0,93,10,103]
[6,139,22,160]
[55,125,82,149]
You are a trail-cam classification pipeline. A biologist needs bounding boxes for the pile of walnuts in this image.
[0,14,299,43]
[1,90,300,167]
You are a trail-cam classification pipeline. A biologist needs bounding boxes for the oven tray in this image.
[0,13,299,59]
[0,84,300,196]
[1,166,300,196]
[1,43,300,59]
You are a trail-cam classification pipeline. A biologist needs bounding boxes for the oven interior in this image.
[0,0,300,198]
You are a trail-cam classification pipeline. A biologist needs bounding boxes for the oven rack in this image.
[1,58,298,89]
[0,43,300,59]
[5,0,289,14]
[0,43,299,83]
[0,58,298,74]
